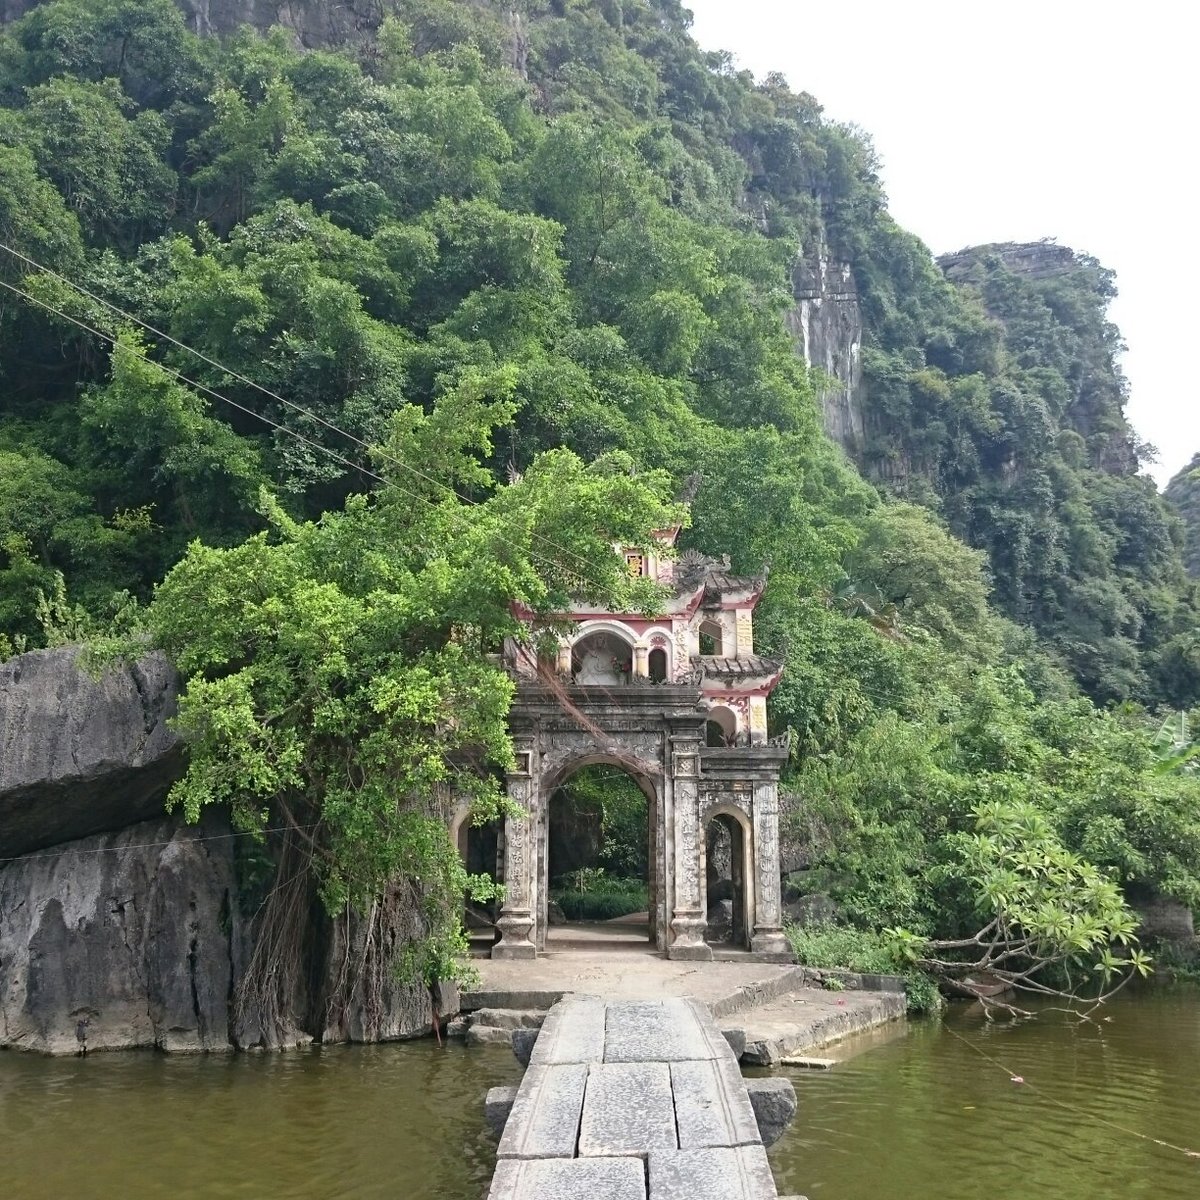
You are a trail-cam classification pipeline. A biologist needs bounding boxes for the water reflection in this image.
[767,990,1200,1200]
[3,992,1197,1199]
[0,1040,523,1200]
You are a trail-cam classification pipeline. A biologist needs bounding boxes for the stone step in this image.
[488,1156,646,1200]
[466,1024,519,1047]
[718,989,906,1066]
[648,1146,778,1199]
[471,1007,548,1031]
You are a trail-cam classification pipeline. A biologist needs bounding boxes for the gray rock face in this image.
[0,816,236,1054]
[0,647,184,859]
[1132,888,1197,946]
[176,0,382,46]
[0,646,445,1054]
[745,1078,797,1147]
[787,249,865,457]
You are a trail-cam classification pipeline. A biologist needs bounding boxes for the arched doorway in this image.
[452,809,503,950]
[703,808,752,949]
[648,646,668,683]
[537,759,660,950]
[571,630,633,685]
[698,618,724,656]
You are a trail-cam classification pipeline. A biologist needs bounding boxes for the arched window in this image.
[705,705,738,747]
[698,618,724,657]
[572,630,633,685]
[648,647,668,684]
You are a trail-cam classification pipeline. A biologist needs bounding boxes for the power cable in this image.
[0,822,321,865]
[0,240,612,587]
[0,275,597,594]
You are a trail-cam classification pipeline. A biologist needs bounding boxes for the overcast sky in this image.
[686,0,1195,487]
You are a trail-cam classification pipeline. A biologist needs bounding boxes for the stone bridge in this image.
[483,997,803,1200]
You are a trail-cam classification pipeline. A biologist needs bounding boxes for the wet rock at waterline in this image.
[0,816,239,1054]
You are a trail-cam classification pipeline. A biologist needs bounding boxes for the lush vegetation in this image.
[1,0,1196,1015]
[552,870,649,923]
[1166,453,1200,579]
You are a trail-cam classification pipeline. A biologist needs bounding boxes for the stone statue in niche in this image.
[575,634,624,686]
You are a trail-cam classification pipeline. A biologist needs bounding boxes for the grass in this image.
[785,921,942,1013]
[551,873,648,922]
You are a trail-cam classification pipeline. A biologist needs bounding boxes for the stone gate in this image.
[478,540,790,961]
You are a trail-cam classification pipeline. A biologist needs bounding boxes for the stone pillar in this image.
[556,641,572,677]
[735,608,754,658]
[668,741,712,961]
[493,770,537,959]
[750,781,788,956]
[633,644,649,679]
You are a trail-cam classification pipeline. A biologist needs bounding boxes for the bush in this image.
[785,921,942,1013]
[552,872,648,921]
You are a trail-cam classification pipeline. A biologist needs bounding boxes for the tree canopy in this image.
[1,0,1196,1009]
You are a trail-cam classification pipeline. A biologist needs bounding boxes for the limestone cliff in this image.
[176,0,384,45]
[0,646,446,1053]
[786,249,865,456]
[0,647,184,859]
[1165,453,1200,579]
[0,816,240,1053]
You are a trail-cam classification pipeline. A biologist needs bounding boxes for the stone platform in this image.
[485,997,794,1200]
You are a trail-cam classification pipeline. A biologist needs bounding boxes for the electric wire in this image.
[0,823,321,865]
[0,240,612,588]
[943,1024,1200,1161]
[0,274,598,595]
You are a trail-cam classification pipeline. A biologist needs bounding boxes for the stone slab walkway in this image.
[470,937,809,1016]
[487,997,783,1200]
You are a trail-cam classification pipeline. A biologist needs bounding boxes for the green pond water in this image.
[1,990,1196,1199]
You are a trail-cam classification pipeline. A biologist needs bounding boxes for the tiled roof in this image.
[693,654,781,680]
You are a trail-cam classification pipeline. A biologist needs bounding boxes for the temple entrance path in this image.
[464,927,906,1062]
[485,997,804,1200]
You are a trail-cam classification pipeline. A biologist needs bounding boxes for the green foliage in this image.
[552,872,649,922]
[784,922,941,1013]
[0,0,1196,1016]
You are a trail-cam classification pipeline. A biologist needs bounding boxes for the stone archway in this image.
[539,754,660,950]
[490,682,790,961]
[492,682,711,961]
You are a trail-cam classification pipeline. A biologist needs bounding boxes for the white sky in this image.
[686,0,1196,487]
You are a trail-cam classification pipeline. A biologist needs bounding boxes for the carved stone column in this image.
[633,644,649,679]
[750,780,788,956]
[668,741,713,961]
[493,770,537,959]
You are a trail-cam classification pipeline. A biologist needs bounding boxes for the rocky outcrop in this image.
[0,647,184,859]
[939,240,1078,283]
[786,250,865,456]
[1131,888,1197,949]
[0,645,448,1053]
[0,816,238,1054]
[177,0,383,46]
